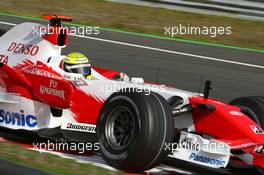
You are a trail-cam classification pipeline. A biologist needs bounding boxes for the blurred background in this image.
[0,1,263,175]
[0,0,263,49]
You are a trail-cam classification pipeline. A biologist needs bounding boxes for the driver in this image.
[63,52,93,80]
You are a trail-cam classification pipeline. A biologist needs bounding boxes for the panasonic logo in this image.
[0,109,37,128]
[189,153,226,166]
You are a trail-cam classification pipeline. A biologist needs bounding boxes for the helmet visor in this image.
[64,63,91,77]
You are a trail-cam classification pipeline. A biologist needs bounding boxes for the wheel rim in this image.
[105,106,136,150]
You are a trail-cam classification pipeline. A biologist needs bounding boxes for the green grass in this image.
[0,0,263,50]
[0,142,122,175]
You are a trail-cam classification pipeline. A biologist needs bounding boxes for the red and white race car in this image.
[0,15,263,172]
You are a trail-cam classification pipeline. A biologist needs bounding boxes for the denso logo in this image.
[0,109,37,128]
[7,42,39,56]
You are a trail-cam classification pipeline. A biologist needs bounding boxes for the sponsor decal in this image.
[62,122,96,133]
[39,80,65,100]
[72,79,88,86]
[180,137,200,151]
[40,85,65,99]
[250,125,263,134]
[169,131,230,168]
[0,109,37,128]
[254,145,264,155]
[189,152,226,166]
[23,67,62,79]
[0,55,8,64]
[229,111,244,116]
[7,42,39,56]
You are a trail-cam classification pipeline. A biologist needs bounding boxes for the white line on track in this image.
[0,21,16,26]
[75,34,264,69]
[1,20,264,69]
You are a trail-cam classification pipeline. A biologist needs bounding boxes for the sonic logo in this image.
[0,109,37,128]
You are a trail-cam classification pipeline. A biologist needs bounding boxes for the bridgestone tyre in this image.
[229,96,264,128]
[97,90,174,171]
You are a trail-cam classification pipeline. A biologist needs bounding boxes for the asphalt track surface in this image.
[0,14,264,175]
[1,128,264,175]
[0,159,52,175]
[0,14,264,102]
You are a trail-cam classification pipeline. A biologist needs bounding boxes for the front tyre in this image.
[229,96,264,128]
[97,90,173,171]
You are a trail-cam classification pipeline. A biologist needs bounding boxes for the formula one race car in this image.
[0,15,263,172]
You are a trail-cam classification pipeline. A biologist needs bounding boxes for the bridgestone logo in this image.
[64,123,96,133]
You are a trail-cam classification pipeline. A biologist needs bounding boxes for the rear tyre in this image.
[229,96,264,128]
[97,89,174,171]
